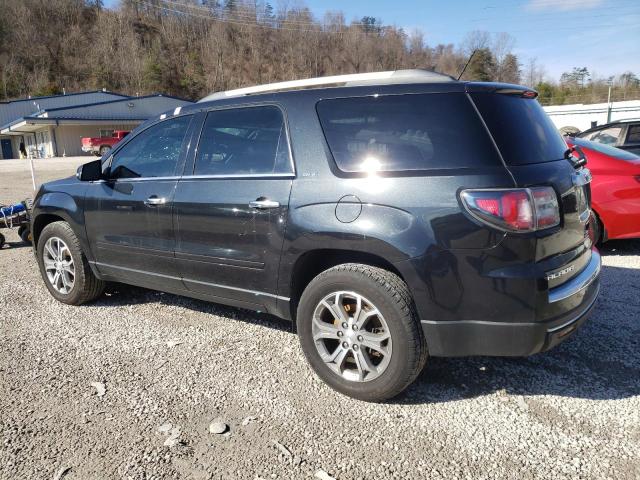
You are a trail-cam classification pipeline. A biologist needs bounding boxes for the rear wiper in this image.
[564,145,587,169]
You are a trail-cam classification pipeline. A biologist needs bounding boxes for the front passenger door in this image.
[84,115,193,289]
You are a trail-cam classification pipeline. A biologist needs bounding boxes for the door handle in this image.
[144,196,167,206]
[249,199,280,209]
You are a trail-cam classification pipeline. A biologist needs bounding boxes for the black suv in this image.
[31,70,601,402]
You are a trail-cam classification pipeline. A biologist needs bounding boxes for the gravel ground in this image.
[1,158,639,480]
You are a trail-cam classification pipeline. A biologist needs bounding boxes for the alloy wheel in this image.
[43,236,75,294]
[311,291,392,382]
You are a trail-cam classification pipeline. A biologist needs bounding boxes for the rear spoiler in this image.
[465,82,538,98]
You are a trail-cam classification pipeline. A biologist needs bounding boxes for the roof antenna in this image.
[457,49,477,81]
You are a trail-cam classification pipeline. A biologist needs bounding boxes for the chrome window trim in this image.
[90,173,296,183]
[90,176,181,183]
[181,173,295,180]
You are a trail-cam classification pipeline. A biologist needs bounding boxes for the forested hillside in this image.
[0,0,638,104]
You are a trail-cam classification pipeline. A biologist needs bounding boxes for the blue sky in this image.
[103,0,639,81]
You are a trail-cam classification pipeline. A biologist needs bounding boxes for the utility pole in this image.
[606,77,613,123]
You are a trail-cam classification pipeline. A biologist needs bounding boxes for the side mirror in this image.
[76,159,103,181]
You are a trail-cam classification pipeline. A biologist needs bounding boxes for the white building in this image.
[543,100,640,134]
[0,90,192,159]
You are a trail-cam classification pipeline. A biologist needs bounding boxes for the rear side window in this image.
[471,93,568,165]
[194,106,292,176]
[316,93,501,173]
[626,125,640,144]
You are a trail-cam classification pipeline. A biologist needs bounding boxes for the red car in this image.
[565,136,640,243]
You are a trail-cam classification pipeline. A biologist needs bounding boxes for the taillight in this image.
[460,187,560,232]
[531,187,560,228]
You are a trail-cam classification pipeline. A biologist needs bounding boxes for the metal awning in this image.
[0,117,145,135]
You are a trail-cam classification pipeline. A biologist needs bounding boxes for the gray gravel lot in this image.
[1,158,639,479]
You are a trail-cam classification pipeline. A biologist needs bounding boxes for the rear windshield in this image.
[316,93,501,173]
[471,93,568,165]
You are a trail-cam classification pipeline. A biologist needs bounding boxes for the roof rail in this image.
[198,69,455,103]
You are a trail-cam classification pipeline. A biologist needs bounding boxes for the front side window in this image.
[583,126,622,145]
[109,115,192,179]
[194,106,292,176]
[316,93,501,173]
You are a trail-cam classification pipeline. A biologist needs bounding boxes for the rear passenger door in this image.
[173,105,294,311]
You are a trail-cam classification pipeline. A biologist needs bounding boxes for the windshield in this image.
[570,137,640,161]
[471,93,568,165]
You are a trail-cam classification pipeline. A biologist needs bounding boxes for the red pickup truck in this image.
[81,130,130,156]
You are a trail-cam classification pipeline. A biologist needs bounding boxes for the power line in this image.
[149,1,640,36]
[160,0,640,25]
[134,0,396,36]
[156,0,328,25]
[154,0,380,27]
[137,0,640,37]
[134,0,379,32]
[174,0,640,28]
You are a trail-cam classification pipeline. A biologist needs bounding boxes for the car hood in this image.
[42,175,79,188]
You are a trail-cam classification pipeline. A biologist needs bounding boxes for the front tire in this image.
[37,221,104,305]
[297,264,427,402]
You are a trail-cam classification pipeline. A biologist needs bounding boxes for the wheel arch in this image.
[285,248,406,320]
[32,213,67,248]
[31,192,88,256]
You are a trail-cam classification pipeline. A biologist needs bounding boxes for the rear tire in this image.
[37,221,104,305]
[99,145,111,157]
[297,263,427,402]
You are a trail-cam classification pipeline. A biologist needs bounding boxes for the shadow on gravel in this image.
[0,241,31,250]
[88,239,640,404]
[599,238,640,256]
[96,283,292,333]
[397,258,640,404]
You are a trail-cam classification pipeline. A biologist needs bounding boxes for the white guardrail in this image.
[543,100,640,133]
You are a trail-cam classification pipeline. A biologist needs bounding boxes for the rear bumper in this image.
[422,249,601,357]
[81,146,95,153]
